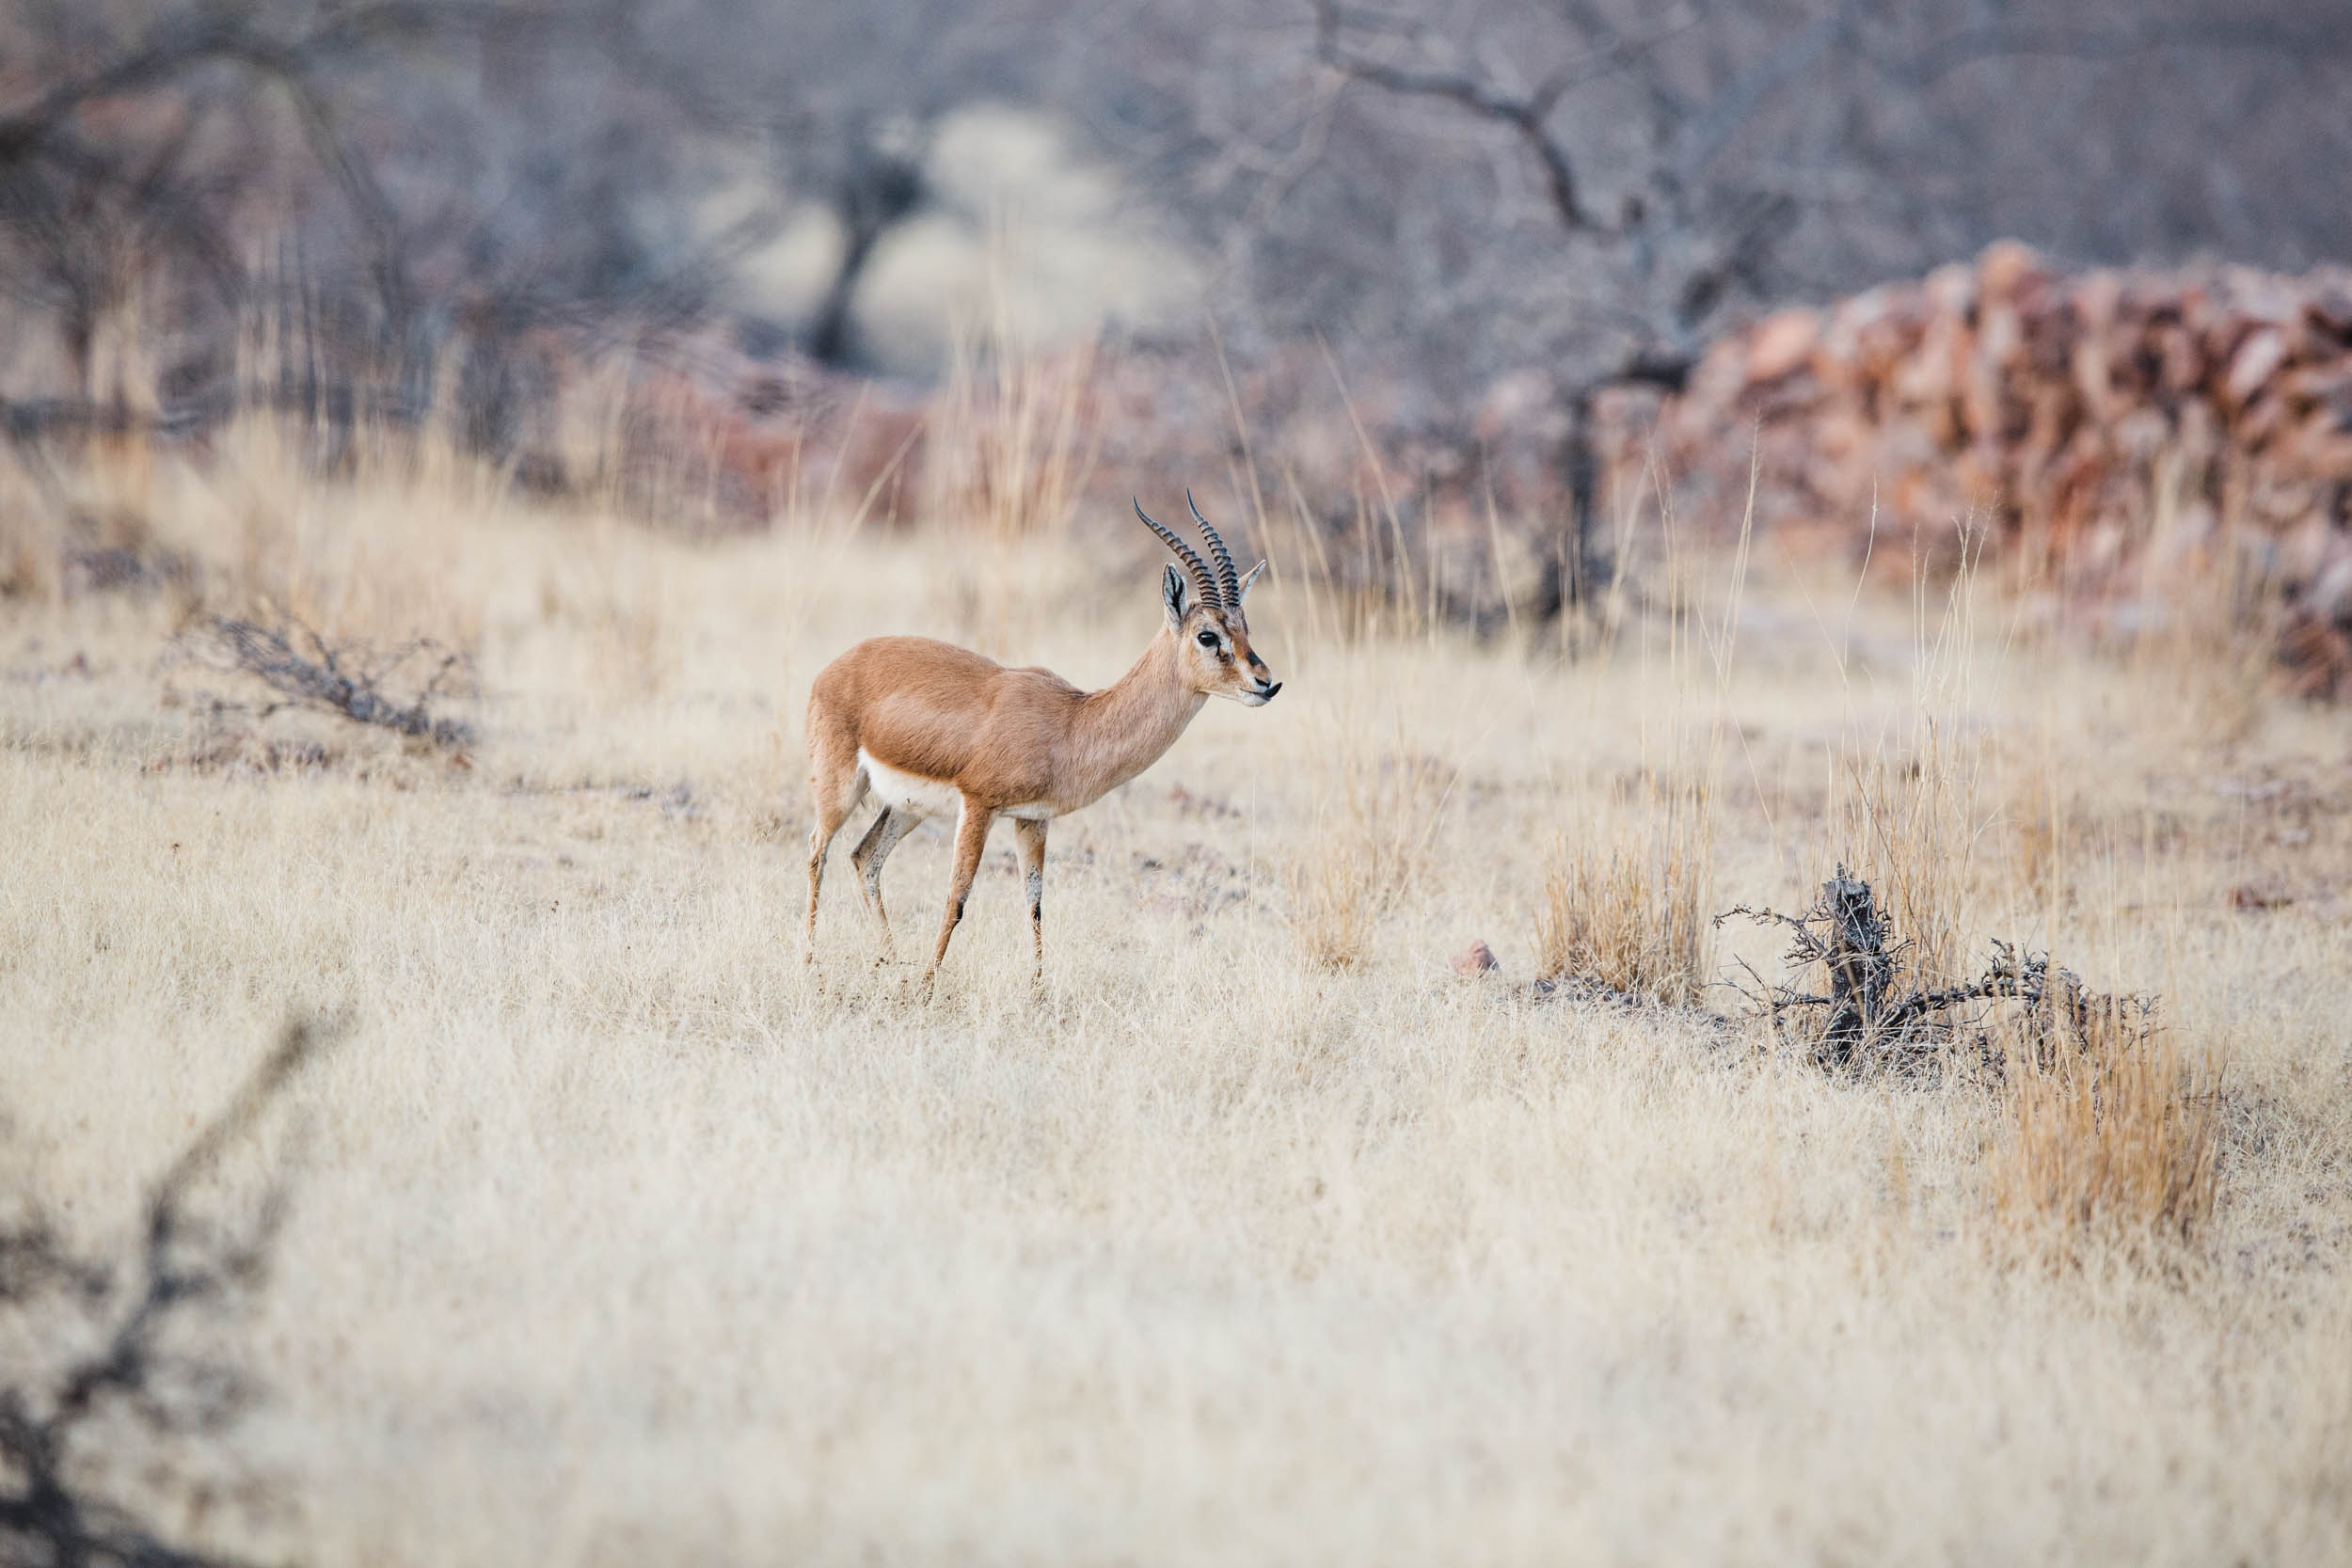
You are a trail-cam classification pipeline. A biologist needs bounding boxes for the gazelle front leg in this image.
[920,797,994,993]
[1012,816,1048,985]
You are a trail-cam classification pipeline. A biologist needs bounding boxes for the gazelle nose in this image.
[1259,680,1281,699]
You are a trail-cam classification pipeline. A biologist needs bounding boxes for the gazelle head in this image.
[1136,494,1280,706]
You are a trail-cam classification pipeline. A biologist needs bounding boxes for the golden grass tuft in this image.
[1534,776,1712,1005]
[1991,1001,2224,1254]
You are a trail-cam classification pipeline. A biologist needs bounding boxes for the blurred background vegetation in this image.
[4,0,2350,666]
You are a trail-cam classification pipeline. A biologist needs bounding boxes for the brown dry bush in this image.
[1990,1001,2223,1256]
[1534,777,1712,1006]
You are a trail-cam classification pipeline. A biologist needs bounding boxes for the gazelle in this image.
[803,495,1279,989]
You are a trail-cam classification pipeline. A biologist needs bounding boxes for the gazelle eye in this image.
[1196,630,1217,648]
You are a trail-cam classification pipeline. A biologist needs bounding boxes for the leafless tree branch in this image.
[1902,14,2352,83]
[1313,0,1602,233]
[0,1017,344,1568]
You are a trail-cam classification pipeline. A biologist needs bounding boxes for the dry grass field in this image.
[3,424,2350,1565]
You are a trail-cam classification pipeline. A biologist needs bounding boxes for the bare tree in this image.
[0,0,1068,451]
[629,0,1040,369]
[0,2,564,410]
[1287,0,2352,610]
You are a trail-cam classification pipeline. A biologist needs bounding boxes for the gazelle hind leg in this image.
[850,805,917,959]
[803,736,867,958]
[1012,816,1047,986]
[920,797,993,995]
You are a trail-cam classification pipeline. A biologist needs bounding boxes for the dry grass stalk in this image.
[1817,547,1997,990]
[1287,749,1450,971]
[1992,1002,2223,1254]
[1828,744,1980,987]
[928,327,1097,545]
[2117,452,2281,737]
[919,329,1101,657]
[1535,777,1712,1006]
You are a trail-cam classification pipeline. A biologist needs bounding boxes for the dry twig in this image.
[175,614,476,748]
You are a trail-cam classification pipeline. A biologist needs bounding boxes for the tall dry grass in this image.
[1788,530,2003,990]
[1991,1000,2225,1254]
[926,328,1097,545]
[1285,738,1450,971]
[1534,775,1712,1004]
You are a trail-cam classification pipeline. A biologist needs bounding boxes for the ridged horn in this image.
[1186,490,1242,610]
[1135,498,1220,608]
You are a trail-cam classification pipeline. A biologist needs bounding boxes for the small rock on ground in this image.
[1452,939,1499,976]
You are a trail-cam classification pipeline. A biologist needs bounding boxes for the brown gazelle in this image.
[803,495,1280,990]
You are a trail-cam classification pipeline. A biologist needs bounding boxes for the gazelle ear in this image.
[1236,559,1268,604]
[1161,562,1188,631]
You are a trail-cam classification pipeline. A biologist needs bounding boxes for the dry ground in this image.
[2,436,2349,1565]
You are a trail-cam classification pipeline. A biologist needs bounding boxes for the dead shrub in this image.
[1534,777,1711,1006]
[1724,870,2133,1078]
[1723,866,2220,1251]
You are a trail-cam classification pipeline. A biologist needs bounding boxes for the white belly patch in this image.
[859,750,963,819]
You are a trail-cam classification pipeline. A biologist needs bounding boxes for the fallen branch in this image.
[176,614,476,749]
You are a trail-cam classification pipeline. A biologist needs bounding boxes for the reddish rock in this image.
[1745,309,1820,384]
[1602,245,2352,687]
[2226,328,2289,408]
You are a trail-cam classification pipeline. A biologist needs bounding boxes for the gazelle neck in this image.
[1069,628,1205,807]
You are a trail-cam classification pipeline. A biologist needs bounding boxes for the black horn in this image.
[1187,489,1242,610]
[1135,498,1220,608]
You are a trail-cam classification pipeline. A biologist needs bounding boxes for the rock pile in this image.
[1611,243,2352,694]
